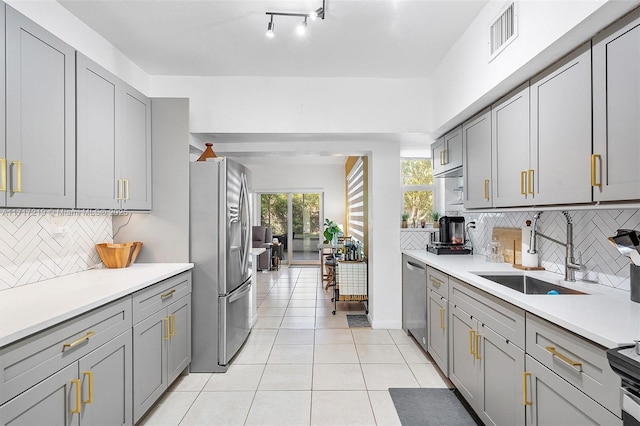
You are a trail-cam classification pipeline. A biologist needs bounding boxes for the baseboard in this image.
[370,318,402,329]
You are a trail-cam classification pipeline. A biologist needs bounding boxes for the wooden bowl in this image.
[95,242,143,268]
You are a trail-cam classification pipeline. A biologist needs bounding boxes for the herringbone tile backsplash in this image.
[461,209,640,291]
[0,211,112,290]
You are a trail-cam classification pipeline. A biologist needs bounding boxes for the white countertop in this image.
[403,251,640,349]
[0,263,193,348]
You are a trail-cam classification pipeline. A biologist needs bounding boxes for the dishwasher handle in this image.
[406,261,426,275]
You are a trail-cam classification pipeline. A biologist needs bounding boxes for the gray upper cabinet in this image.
[117,86,151,210]
[5,6,75,208]
[76,53,151,211]
[432,127,463,177]
[76,53,119,209]
[463,109,492,208]
[593,9,640,202]
[0,6,5,207]
[530,43,592,205]
[491,83,531,207]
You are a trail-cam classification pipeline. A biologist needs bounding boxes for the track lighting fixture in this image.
[265,0,325,38]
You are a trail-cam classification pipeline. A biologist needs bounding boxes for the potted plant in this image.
[401,212,410,228]
[323,219,343,244]
[431,211,440,228]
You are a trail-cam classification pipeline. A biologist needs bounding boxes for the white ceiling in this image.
[58,0,487,78]
[58,0,487,162]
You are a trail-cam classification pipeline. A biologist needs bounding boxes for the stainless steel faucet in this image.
[528,211,582,282]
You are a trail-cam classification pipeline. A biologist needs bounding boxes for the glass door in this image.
[259,192,322,265]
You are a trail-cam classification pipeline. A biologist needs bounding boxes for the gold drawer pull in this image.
[439,308,445,330]
[0,158,6,192]
[591,154,602,188]
[12,161,21,193]
[63,331,95,350]
[429,277,443,287]
[83,371,93,404]
[523,372,532,406]
[71,379,82,414]
[520,171,527,196]
[164,317,170,340]
[527,169,535,195]
[161,289,176,299]
[169,314,176,337]
[116,178,124,200]
[545,346,582,372]
[475,334,481,360]
[483,179,490,200]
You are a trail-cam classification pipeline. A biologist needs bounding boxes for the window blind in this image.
[347,157,365,243]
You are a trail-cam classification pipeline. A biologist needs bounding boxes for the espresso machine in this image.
[427,216,473,255]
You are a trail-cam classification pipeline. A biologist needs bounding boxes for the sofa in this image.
[252,226,273,271]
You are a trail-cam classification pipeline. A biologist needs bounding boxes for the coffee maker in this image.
[427,216,472,255]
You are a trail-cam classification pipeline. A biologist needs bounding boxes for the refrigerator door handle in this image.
[229,281,252,303]
[239,172,251,274]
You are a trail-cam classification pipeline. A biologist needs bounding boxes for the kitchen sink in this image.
[476,274,587,295]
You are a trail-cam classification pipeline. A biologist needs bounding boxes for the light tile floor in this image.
[140,267,449,426]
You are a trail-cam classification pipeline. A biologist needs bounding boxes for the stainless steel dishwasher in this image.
[402,254,428,351]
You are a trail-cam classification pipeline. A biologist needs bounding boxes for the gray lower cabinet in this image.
[592,8,640,202]
[525,355,621,425]
[448,303,480,409]
[427,289,447,374]
[76,53,151,211]
[4,5,75,208]
[529,43,592,205]
[401,255,427,351]
[0,330,132,426]
[132,293,191,423]
[491,83,531,207]
[463,109,492,209]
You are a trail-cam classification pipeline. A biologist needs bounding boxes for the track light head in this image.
[296,17,307,35]
[266,16,275,38]
[310,7,324,21]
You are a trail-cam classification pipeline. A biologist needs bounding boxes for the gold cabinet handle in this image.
[63,331,95,350]
[545,346,582,371]
[116,178,124,200]
[442,149,448,165]
[429,277,443,288]
[469,329,476,355]
[523,372,532,406]
[483,179,490,200]
[591,154,602,188]
[11,161,21,193]
[0,158,6,192]
[527,169,535,195]
[164,317,170,340]
[124,179,130,200]
[439,150,445,165]
[169,314,176,337]
[520,171,527,196]
[475,334,481,360]
[71,379,82,414]
[161,289,176,299]
[83,371,93,404]
[439,308,445,330]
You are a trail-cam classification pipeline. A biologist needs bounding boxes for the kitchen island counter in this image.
[403,250,640,348]
[0,263,193,347]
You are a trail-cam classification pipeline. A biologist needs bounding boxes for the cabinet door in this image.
[78,330,132,426]
[431,136,445,177]
[5,6,75,208]
[525,355,621,426]
[427,290,448,375]
[76,53,119,210]
[530,43,592,205]
[593,11,640,202]
[448,303,480,409]
[443,126,463,172]
[491,83,531,207]
[0,6,5,207]
[477,326,525,426]
[117,86,151,211]
[132,309,168,423]
[167,296,191,384]
[463,110,492,208]
[0,363,79,426]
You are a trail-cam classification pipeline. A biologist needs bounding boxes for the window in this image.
[401,159,434,225]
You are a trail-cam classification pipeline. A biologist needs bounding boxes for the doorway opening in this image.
[259,192,322,266]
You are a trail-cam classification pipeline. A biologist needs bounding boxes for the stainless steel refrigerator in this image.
[190,158,252,373]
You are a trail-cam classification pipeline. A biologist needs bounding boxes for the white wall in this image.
[150,76,430,134]
[430,0,640,134]
[5,0,149,94]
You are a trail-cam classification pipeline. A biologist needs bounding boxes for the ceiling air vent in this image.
[489,2,517,60]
